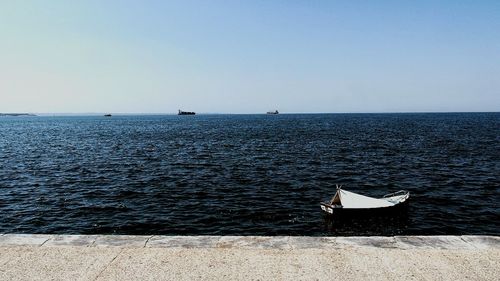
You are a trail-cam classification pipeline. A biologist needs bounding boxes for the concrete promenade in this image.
[0,234,498,280]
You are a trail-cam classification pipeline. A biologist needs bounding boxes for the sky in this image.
[0,0,499,114]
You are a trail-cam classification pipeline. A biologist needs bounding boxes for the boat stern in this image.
[320,202,341,214]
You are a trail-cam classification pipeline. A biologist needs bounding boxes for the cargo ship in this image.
[178,110,195,115]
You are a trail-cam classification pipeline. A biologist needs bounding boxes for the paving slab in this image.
[0,246,121,281]
[0,234,53,246]
[44,235,97,247]
[216,236,292,249]
[461,235,500,249]
[146,235,220,248]
[335,236,397,248]
[395,235,475,249]
[92,235,151,248]
[288,236,336,249]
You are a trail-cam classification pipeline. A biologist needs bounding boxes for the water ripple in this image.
[0,113,499,235]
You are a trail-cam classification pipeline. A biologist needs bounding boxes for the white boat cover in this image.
[338,189,395,209]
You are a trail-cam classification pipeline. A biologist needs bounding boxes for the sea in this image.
[0,113,498,236]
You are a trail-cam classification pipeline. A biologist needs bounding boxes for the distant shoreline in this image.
[0,113,36,117]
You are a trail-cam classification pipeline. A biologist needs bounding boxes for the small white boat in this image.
[321,186,409,214]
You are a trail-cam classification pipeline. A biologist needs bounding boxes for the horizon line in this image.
[1,111,499,116]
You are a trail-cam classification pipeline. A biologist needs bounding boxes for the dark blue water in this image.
[0,113,499,236]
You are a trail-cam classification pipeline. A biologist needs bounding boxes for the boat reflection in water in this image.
[323,206,410,236]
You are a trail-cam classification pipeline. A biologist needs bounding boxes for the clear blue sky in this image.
[1,0,499,113]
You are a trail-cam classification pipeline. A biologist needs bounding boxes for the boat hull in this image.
[320,199,409,216]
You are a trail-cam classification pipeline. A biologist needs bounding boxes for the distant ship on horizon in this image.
[178,110,196,115]
[266,110,279,115]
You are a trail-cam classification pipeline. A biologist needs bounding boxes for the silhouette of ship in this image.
[104,114,112,117]
[178,110,196,115]
[266,110,279,115]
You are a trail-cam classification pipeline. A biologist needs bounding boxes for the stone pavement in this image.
[0,234,498,280]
